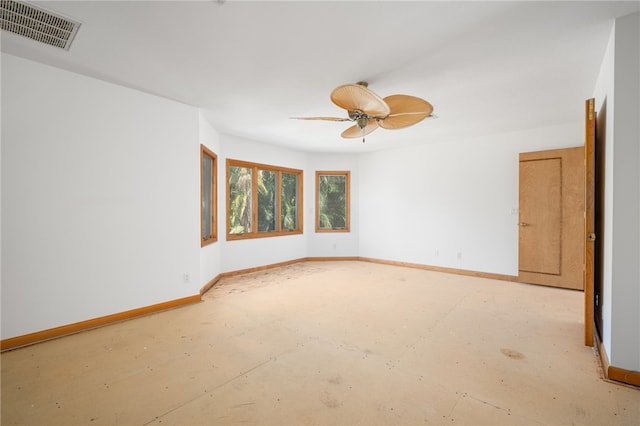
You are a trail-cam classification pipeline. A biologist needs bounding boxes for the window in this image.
[316,171,350,232]
[201,145,218,246]
[227,159,303,240]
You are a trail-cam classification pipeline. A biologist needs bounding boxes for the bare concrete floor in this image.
[1,261,638,425]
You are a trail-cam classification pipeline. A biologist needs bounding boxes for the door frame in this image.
[584,98,595,347]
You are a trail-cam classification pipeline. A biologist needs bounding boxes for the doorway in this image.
[585,97,605,346]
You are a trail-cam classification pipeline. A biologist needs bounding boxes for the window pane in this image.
[229,166,252,234]
[318,174,347,229]
[201,154,212,240]
[257,169,277,232]
[281,172,298,230]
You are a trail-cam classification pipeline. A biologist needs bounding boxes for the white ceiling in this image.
[2,1,638,153]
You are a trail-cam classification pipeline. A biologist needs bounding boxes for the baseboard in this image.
[217,258,308,279]
[1,294,201,352]
[212,255,494,285]
[608,366,640,387]
[215,256,359,280]
[305,256,360,262]
[207,256,514,286]
[198,257,359,296]
[200,274,222,295]
[594,330,610,378]
[358,257,518,282]
[594,329,640,388]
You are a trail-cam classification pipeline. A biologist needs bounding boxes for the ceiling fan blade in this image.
[378,95,434,129]
[290,116,351,122]
[341,119,379,138]
[331,84,390,118]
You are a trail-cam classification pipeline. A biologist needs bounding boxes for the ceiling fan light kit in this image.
[293,81,434,143]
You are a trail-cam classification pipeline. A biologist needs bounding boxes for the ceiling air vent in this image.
[0,0,80,50]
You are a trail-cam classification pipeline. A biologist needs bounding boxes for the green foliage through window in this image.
[281,173,298,231]
[201,145,217,246]
[258,170,276,232]
[228,165,252,235]
[227,159,303,239]
[316,171,350,232]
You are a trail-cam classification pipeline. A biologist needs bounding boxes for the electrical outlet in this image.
[457,252,462,260]
[435,249,439,257]
[183,273,190,283]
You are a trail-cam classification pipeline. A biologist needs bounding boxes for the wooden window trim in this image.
[201,145,217,247]
[226,159,303,241]
[316,171,350,233]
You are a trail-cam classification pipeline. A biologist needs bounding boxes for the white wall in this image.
[218,135,309,272]
[593,24,616,363]
[593,12,640,372]
[1,54,201,339]
[199,113,222,287]
[592,13,640,372]
[208,135,360,270]
[610,11,640,373]
[0,53,360,340]
[358,123,582,275]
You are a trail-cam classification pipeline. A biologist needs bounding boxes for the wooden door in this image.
[584,98,595,346]
[517,147,585,290]
[519,158,562,275]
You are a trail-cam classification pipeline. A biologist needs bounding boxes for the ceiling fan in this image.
[292,81,434,142]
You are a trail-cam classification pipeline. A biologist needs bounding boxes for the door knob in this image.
[519,222,530,227]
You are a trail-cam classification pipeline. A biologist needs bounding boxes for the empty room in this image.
[1,1,639,425]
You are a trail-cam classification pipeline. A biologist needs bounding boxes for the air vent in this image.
[0,0,80,50]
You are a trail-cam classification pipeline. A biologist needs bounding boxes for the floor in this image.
[1,261,638,425]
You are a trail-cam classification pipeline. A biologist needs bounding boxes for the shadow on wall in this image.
[594,97,607,340]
